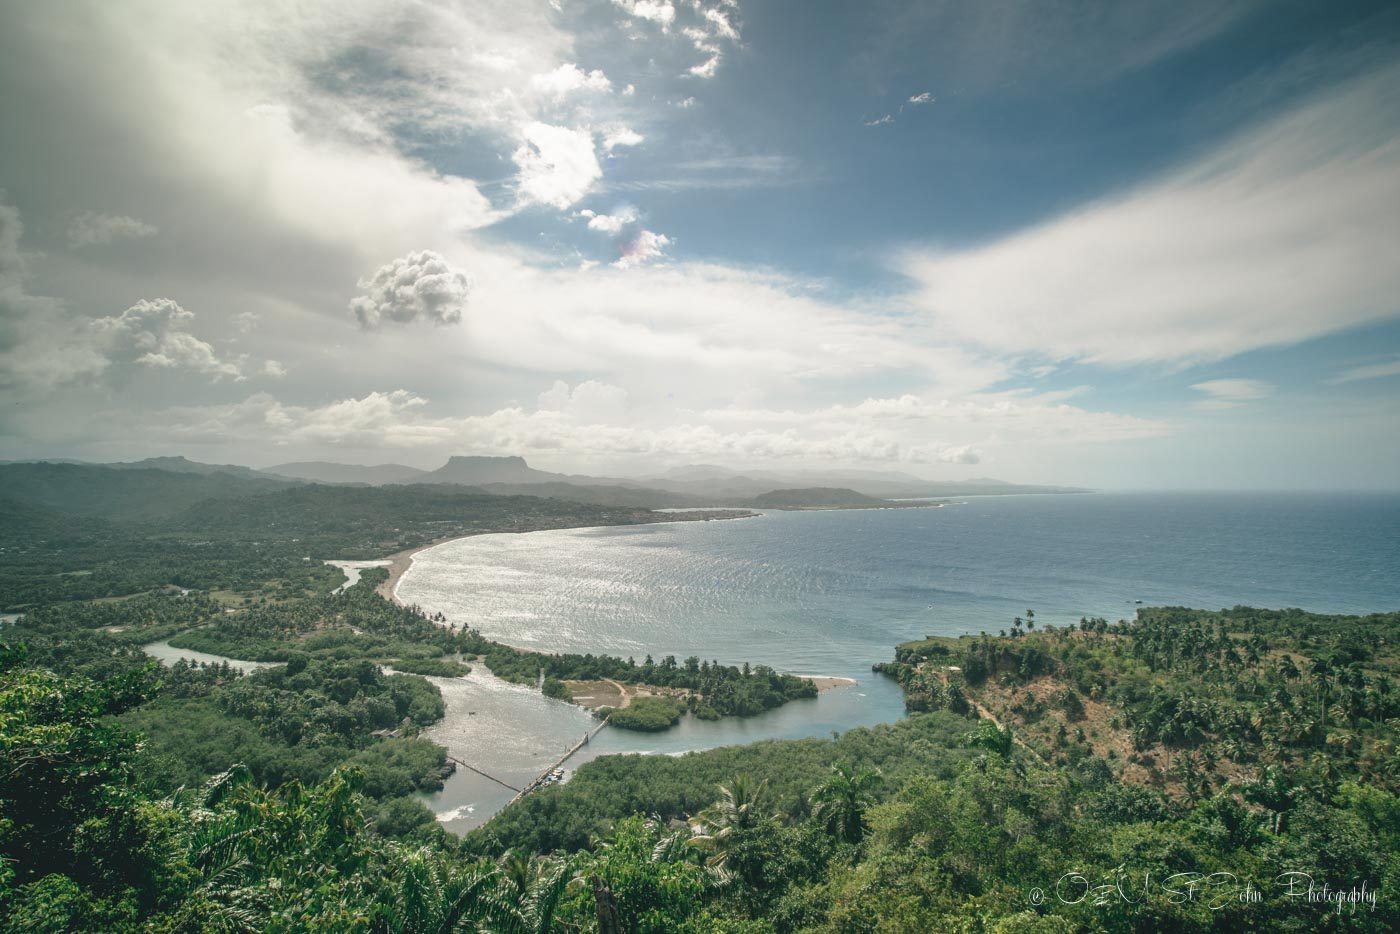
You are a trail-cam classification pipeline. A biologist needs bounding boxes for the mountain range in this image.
[264,455,1085,501]
[1,455,1085,522]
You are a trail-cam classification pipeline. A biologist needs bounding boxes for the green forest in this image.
[2,463,1397,930]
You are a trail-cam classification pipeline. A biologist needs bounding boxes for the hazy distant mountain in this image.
[109,455,270,481]
[0,462,295,520]
[420,455,645,489]
[264,461,428,485]
[473,481,710,509]
[745,487,889,508]
[645,464,1086,500]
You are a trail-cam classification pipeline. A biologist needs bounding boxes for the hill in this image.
[744,487,891,508]
[474,481,708,509]
[644,464,1087,500]
[263,461,428,485]
[109,455,271,481]
[0,462,296,520]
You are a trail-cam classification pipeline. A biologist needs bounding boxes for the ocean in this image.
[397,492,1400,831]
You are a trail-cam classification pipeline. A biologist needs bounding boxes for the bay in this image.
[398,491,1400,831]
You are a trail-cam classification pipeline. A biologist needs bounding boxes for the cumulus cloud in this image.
[0,197,107,390]
[578,206,639,234]
[907,92,935,105]
[937,445,981,464]
[615,229,671,267]
[901,67,1400,365]
[2,199,255,389]
[537,379,629,421]
[67,211,157,247]
[1189,378,1274,410]
[93,298,244,380]
[151,388,994,466]
[513,122,603,209]
[529,63,611,100]
[350,251,472,329]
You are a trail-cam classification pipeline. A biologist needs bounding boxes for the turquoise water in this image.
[400,492,1400,831]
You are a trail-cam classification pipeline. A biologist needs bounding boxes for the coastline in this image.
[381,521,861,693]
[378,509,758,606]
[377,539,450,604]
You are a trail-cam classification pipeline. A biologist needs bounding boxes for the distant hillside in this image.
[159,483,669,551]
[475,481,707,509]
[0,497,111,545]
[645,464,1087,500]
[0,462,296,520]
[109,455,271,482]
[264,461,428,485]
[745,487,890,508]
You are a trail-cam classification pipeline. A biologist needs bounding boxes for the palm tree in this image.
[492,855,575,934]
[379,847,502,934]
[812,765,882,844]
[1310,657,1333,744]
[688,775,771,869]
[496,849,538,899]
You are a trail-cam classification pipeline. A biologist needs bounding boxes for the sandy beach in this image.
[802,676,858,691]
[376,539,455,604]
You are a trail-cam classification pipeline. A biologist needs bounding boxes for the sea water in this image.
[398,492,1400,831]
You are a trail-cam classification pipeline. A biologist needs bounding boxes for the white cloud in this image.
[1328,355,1400,384]
[513,122,603,209]
[263,359,287,378]
[864,114,894,126]
[148,380,1162,469]
[907,92,935,105]
[538,379,629,421]
[529,63,611,100]
[901,67,1400,365]
[93,298,244,380]
[67,211,157,247]
[1189,378,1275,410]
[350,251,472,328]
[678,3,741,78]
[614,229,671,267]
[0,197,110,390]
[689,55,721,79]
[700,391,1167,445]
[937,445,981,464]
[578,206,639,234]
[603,126,645,153]
[614,0,676,29]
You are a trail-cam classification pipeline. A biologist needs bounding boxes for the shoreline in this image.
[378,509,759,606]
[380,520,862,695]
[801,675,858,691]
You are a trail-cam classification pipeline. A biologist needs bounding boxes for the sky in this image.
[1,0,1398,489]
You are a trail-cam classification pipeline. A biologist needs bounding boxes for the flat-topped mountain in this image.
[423,455,571,486]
